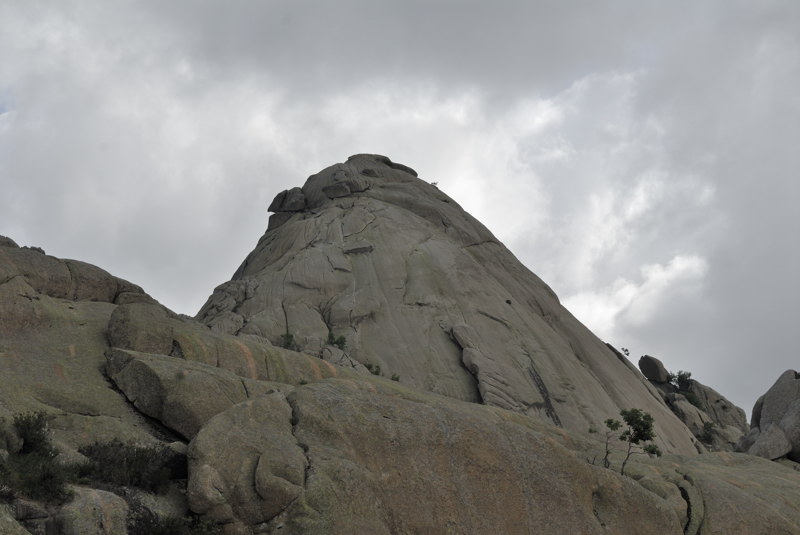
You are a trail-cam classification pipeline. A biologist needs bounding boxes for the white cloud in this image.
[563,254,709,341]
[1,0,796,413]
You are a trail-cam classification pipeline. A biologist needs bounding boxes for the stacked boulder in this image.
[638,355,748,451]
[738,370,800,461]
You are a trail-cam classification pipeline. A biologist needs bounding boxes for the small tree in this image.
[669,370,693,392]
[603,418,622,469]
[700,421,715,444]
[327,331,346,351]
[668,369,704,409]
[617,408,662,476]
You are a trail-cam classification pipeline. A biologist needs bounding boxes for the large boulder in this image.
[187,394,308,533]
[747,423,791,460]
[55,487,129,535]
[105,348,274,440]
[639,355,670,383]
[740,370,800,461]
[691,381,749,434]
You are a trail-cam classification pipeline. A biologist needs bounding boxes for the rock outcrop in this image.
[739,370,800,461]
[638,355,748,451]
[2,156,800,535]
[197,154,698,455]
[639,355,670,383]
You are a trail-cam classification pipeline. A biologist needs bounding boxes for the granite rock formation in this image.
[1,155,800,534]
[638,355,748,451]
[738,370,800,461]
[197,154,698,455]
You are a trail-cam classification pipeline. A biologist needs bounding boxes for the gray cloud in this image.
[1,0,798,413]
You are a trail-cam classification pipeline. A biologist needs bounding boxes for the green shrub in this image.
[281,333,297,350]
[390,373,400,382]
[364,363,382,376]
[326,332,346,351]
[0,411,73,503]
[700,421,715,444]
[1,448,73,503]
[128,510,220,535]
[599,408,662,476]
[669,370,693,392]
[78,440,172,493]
[617,408,661,475]
[13,411,55,456]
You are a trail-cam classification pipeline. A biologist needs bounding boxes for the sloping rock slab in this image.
[106,348,276,440]
[196,378,684,535]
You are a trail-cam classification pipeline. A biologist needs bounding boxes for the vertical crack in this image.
[286,393,312,489]
[675,472,704,535]
[679,486,692,534]
[527,363,562,427]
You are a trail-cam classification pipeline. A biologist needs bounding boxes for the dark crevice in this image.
[674,472,704,535]
[0,273,23,286]
[477,309,510,328]
[527,363,562,427]
[287,280,319,290]
[169,339,184,359]
[101,363,185,444]
[679,485,692,534]
[446,329,483,404]
[285,394,312,489]
[462,239,499,249]
[458,352,484,404]
[62,259,80,300]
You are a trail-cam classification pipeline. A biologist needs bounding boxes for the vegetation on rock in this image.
[700,421,716,444]
[0,411,73,503]
[327,331,347,350]
[0,411,216,533]
[77,439,174,493]
[668,369,704,409]
[281,332,299,351]
[594,408,662,476]
[364,362,383,376]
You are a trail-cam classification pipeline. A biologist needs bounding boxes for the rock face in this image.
[197,154,698,455]
[739,370,800,461]
[2,156,800,535]
[637,355,748,451]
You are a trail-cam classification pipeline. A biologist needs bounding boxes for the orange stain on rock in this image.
[54,363,68,382]
[320,360,338,376]
[234,341,258,379]
[307,359,323,379]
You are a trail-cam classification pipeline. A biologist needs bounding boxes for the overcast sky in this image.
[1,1,798,415]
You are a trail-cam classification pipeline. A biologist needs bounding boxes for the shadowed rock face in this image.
[197,154,698,455]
